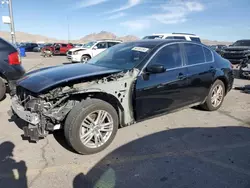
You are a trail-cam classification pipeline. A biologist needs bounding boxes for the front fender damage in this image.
[36,68,139,134]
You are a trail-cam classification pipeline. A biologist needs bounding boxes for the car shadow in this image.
[0,141,28,188]
[72,126,250,188]
[8,115,28,131]
[234,85,250,94]
[53,130,79,154]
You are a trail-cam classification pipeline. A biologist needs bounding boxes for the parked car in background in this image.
[220,39,250,64]
[209,45,227,55]
[20,43,39,52]
[68,39,122,63]
[10,40,234,154]
[33,44,45,52]
[73,43,86,48]
[0,37,25,100]
[41,43,73,55]
[143,33,201,43]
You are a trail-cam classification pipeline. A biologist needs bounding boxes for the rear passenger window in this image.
[173,36,186,40]
[150,44,182,69]
[108,42,119,48]
[190,37,201,43]
[184,43,205,65]
[165,36,174,39]
[203,47,213,62]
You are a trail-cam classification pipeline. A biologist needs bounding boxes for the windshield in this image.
[143,35,164,39]
[82,41,96,48]
[232,40,250,46]
[88,42,155,70]
[210,46,217,50]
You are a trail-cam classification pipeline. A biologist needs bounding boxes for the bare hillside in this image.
[0,30,232,45]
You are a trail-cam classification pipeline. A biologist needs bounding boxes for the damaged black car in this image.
[10,40,234,154]
[221,39,250,64]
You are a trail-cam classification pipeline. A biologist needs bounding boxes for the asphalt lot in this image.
[0,52,250,188]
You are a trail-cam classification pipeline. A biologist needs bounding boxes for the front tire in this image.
[81,55,90,63]
[0,78,6,101]
[201,80,225,111]
[64,99,118,155]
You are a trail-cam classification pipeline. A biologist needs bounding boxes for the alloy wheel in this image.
[80,110,114,149]
[211,84,223,108]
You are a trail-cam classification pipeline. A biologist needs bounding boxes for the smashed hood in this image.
[17,63,121,93]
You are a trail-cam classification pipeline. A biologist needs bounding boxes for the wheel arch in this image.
[214,76,228,94]
[70,92,125,127]
[81,53,91,59]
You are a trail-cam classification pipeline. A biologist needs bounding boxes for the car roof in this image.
[96,40,122,43]
[125,39,191,46]
[149,33,200,38]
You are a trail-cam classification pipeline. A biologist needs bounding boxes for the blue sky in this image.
[0,0,249,41]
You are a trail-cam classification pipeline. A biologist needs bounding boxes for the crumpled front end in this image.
[10,69,139,142]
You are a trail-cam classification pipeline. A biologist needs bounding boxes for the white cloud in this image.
[107,0,142,13]
[106,12,126,20]
[77,0,108,8]
[120,20,150,31]
[152,0,205,24]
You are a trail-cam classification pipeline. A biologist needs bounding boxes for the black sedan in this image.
[11,40,234,154]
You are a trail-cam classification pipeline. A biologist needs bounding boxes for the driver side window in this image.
[149,44,182,69]
[96,42,107,49]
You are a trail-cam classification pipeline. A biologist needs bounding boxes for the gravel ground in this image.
[0,53,250,188]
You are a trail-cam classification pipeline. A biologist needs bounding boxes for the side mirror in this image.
[146,64,166,74]
[93,46,97,50]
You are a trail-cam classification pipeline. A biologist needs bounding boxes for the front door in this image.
[92,42,107,57]
[135,43,189,120]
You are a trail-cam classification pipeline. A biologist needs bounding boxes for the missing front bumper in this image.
[11,96,40,125]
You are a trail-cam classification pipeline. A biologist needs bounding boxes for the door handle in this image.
[177,73,186,80]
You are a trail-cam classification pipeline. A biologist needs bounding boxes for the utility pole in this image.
[8,0,16,44]
[67,16,70,43]
[1,0,16,44]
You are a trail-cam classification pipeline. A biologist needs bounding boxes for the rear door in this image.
[182,43,215,103]
[60,44,68,54]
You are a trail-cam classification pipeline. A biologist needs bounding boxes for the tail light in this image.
[8,52,21,65]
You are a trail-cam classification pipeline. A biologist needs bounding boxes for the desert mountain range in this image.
[0,30,232,45]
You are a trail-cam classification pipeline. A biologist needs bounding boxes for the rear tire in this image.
[201,80,225,111]
[0,78,6,101]
[64,98,118,155]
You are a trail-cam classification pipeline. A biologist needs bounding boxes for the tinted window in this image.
[61,44,67,47]
[173,36,186,40]
[96,42,107,49]
[149,44,182,69]
[165,36,174,39]
[143,35,164,39]
[108,42,119,48]
[190,37,201,43]
[203,47,213,62]
[184,43,205,65]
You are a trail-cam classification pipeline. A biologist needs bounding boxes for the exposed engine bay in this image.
[11,69,140,141]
